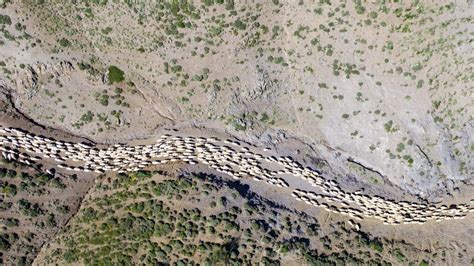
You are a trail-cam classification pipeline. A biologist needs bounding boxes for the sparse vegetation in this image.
[1,0,472,264]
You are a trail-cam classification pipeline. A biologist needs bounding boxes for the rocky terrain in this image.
[0,0,473,265]
[1,0,472,196]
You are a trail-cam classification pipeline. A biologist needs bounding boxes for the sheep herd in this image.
[1,126,472,225]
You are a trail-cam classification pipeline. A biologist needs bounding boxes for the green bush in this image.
[108,66,125,84]
[101,27,112,34]
[234,19,246,30]
[18,199,43,217]
[2,183,17,196]
[80,111,94,123]
[394,249,405,262]
[419,260,429,266]
[59,38,70,47]
[98,94,109,106]
[0,14,12,25]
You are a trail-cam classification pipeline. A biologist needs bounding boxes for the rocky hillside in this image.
[0,0,472,227]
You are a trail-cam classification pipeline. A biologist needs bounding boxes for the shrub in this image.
[419,260,429,266]
[384,120,393,132]
[108,66,125,84]
[98,94,109,106]
[225,0,234,10]
[5,218,19,227]
[234,19,246,30]
[354,1,365,14]
[394,249,405,262]
[416,79,424,88]
[2,183,17,196]
[101,27,112,34]
[59,38,71,47]
[369,240,383,252]
[0,236,11,251]
[260,112,270,122]
[80,111,94,123]
[368,11,378,19]
[0,14,12,25]
[18,199,43,217]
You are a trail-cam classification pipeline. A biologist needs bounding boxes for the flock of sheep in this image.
[1,126,472,225]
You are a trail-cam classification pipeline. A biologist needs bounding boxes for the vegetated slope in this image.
[0,96,98,265]
[35,170,440,265]
[0,157,94,265]
[1,0,469,196]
